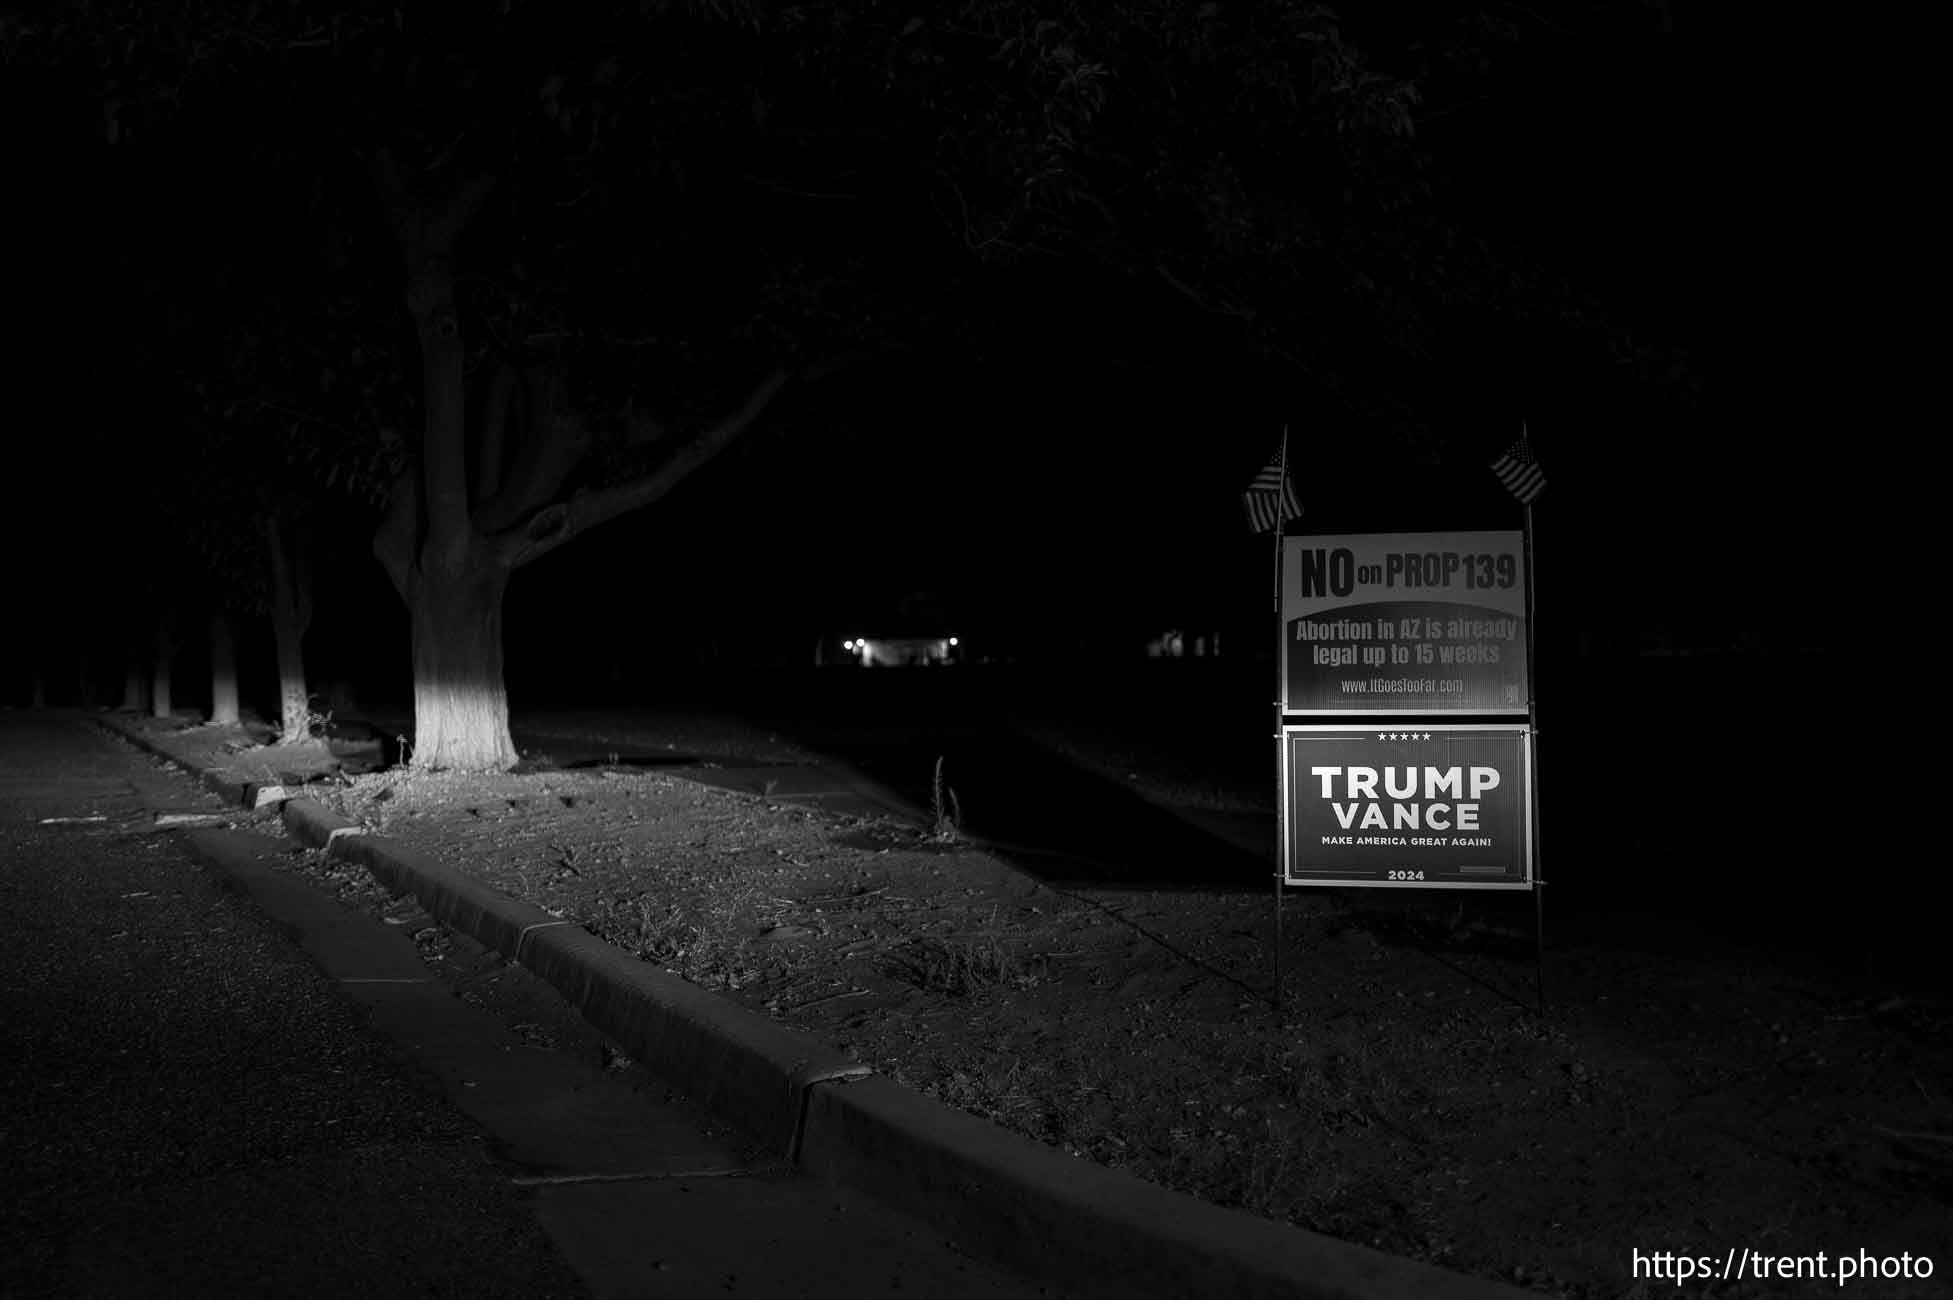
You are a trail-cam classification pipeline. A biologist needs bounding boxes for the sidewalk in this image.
[96,709,1537,1300]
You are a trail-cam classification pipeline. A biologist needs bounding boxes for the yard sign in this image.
[1265,463,1549,1009]
[1282,724,1533,889]
[1282,531,1528,715]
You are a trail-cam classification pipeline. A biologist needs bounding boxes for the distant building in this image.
[818,590,962,667]
[836,634,960,667]
[1145,629,1223,659]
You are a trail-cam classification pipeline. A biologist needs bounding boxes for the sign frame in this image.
[1281,723,1535,891]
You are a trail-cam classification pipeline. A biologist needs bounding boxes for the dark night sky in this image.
[5,6,1901,697]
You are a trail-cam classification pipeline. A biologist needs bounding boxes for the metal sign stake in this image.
[1270,428,1291,1015]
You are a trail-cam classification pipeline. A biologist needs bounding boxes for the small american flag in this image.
[1242,437,1300,533]
[1489,431,1546,505]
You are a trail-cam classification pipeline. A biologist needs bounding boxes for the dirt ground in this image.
[107,710,1951,1298]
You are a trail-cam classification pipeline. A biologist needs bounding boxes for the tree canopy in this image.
[6,0,1727,726]
[15,0,1699,457]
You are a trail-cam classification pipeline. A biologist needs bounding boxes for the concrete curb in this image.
[281,798,869,1159]
[96,716,1534,1300]
[95,715,290,812]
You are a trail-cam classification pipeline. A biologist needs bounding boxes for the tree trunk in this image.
[121,649,148,712]
[151,618,174,720]
[406,557,517,771]
[378,170,518,774]
[271,614,309,742]
[30,670,47,709]
[209,611,240,725]
[266,517,312,744]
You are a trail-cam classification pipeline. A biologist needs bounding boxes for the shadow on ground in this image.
[825,729,1271,892]
[561,753,712,770]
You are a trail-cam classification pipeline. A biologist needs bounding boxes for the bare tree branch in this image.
[499,368,790,570]
[1156,263,1256,320]
[473,400,593,536]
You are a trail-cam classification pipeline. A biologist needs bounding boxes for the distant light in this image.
[949,637,959,647]
[844,639,855,650]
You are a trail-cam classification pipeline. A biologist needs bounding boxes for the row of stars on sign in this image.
[1379,732,1435,740]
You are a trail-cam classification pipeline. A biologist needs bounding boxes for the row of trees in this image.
[8,2,1698,767]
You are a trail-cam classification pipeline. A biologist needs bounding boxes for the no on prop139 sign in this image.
[1283,531,1528,715]
[1283,726,1533,889]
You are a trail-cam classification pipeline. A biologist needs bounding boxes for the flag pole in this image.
[1271,426,1290,1015]
[1490,421,1548,1015]
[1519,427,1547,1018]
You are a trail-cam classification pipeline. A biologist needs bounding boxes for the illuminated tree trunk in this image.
[374,163,519,773]
[405,557,517,771]
[150,616,173,720]
[209,611,240,725]
[121,645,148,712]
[265,517,312,744]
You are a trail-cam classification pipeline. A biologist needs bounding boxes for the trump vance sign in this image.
[1282,531,1528,715]
[1283,726,1533,889]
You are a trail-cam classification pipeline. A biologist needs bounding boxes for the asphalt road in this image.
[0,714,587,1296]
[0,715,1076,1298]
